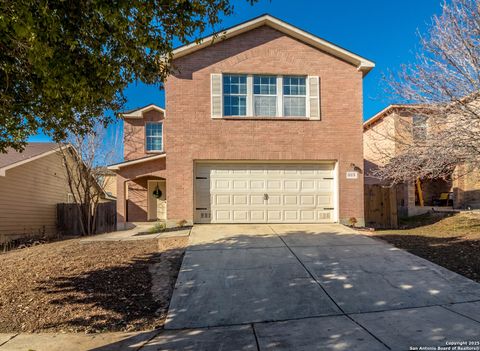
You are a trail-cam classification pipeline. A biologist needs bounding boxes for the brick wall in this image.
[124,109,165,160]
[165,25,365,224]
[116,157,167,223]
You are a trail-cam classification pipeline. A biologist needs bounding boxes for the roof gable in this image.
[173,14,375,76]
[0,142,59,171]
[363,104,427,131]
[121,104,165,119]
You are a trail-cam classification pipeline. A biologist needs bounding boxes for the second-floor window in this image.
[146,122,163,152]
[254,75,277,116]
[283,76,306,117]
[223,75,247,116]
[221,74,310,118]
[413,115,428,141]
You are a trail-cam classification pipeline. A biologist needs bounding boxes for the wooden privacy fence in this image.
[57,201,116,236]
[364,185,398,229]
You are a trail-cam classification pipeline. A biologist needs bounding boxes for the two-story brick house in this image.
[108,15,375,228]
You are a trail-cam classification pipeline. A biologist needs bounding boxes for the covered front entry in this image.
[147,179,167,221]
[194,162,337,223]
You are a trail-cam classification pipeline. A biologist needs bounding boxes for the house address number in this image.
[346,171,358,179]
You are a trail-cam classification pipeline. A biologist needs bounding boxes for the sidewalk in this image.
[0,331,160,351]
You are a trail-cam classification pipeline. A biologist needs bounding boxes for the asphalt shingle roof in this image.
[0,142,59,169]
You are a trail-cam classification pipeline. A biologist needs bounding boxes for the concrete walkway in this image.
[2,224,479,350]
[80,223,191,242]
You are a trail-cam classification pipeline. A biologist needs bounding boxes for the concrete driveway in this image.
[157,224,480,350]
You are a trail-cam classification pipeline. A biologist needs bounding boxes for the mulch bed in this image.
[370,212,480,283]
[0,236,187,333]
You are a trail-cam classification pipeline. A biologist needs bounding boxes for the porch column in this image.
[116,175,128,229]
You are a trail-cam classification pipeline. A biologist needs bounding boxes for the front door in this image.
[147,180,167,221]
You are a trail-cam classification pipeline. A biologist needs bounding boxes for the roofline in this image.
[172,14,375,76]
[0,145,70,177]
[121,104,165,119]
[107,154,166,171]
[363,104,424,131]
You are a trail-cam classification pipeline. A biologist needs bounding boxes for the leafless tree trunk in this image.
[59,123,121,236]
[372,0,480,184]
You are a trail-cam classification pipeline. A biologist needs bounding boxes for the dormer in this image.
[122,104,165,160]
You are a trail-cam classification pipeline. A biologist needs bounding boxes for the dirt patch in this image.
[0,236,187,333]
[370,212,480,283]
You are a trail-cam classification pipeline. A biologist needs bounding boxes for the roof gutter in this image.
[107,154,166,171]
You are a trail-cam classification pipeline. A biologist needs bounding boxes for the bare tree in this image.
[372,0,480,183]
[59,123,121,235]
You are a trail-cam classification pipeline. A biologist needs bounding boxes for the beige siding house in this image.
[364,105,458,217]
[0,143,73,243]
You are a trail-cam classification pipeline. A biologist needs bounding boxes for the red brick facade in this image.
[164,26,365,225]
[115,24,368,225]
[124,109,165,161]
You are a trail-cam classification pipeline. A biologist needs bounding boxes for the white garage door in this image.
[194,163,336,223]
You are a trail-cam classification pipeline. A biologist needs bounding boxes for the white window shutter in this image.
[308,76,320,120]
[211,73,223,119]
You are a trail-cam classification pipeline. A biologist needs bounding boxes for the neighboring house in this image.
[109,14,375,227]
[0,143,73,243]
[363,104,480,216]
[97,168,117,198]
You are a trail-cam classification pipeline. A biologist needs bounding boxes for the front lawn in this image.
[0,236,187,333]
[370,212,480,283]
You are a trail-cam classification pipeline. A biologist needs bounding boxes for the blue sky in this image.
[29,0,443,143]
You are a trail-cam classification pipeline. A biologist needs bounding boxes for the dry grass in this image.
[370,212,480,282]
[0,237,187,333]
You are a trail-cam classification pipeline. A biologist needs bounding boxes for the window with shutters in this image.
[216,74,318,119]
[223,75,247,116]
[253,75,277,116]
[283,76,306,117]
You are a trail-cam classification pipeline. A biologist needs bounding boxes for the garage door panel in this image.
[233,210,248,221]
[300,195,315,206]
[318,194,333,206]
[301,180,315,191]
[284,195,298,205]
[215,210,231,221]
[318,211,333,221]
[250,194,265,205]
[233,195,248,205]
[267,180,282,190]
[215,194,231,205]
[267,210,282,221]
[250,180,265,190]
[251,210,266,221]
[215,179,230,189]
[318,180,333,191]
[284,180,299,191]
[300,210,316,221]
[284,211,299,221]
[195,163,336,223]
[267,195,282,205]
[233,180,248,190]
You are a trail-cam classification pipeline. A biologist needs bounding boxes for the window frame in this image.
[253,75,278,117]
[223,74,248,117]
[220,74,310,119]
[145,121,164,153]
[282,76,307,117]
